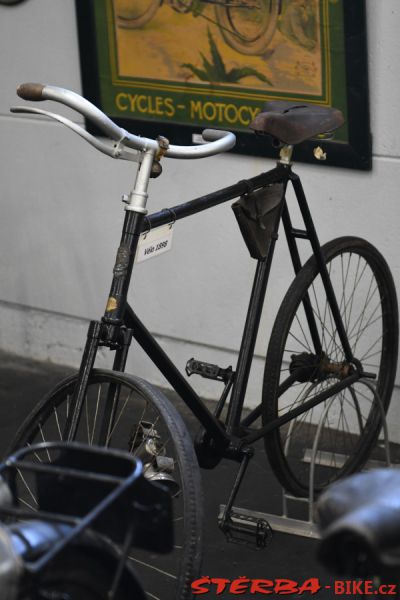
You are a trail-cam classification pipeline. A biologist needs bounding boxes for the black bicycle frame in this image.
[71,161,360,459]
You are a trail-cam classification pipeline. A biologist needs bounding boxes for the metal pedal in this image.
[218,506,272,549]
[185,358,232,382]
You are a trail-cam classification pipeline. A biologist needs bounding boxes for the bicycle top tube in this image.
[12,83,236,159]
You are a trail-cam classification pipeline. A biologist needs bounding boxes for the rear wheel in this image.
[114,0,160,29]
[263,237,398,497]
[9,370,203,600]
[215,0,279,55]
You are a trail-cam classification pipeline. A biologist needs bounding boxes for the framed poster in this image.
[76,0,371,169]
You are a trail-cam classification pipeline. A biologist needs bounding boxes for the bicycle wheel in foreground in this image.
[37,547,144,600]
[9,370,203,600]
[215,0,279,55]
[263,237,398,497]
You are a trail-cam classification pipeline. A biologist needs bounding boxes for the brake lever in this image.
[10,106,140,163]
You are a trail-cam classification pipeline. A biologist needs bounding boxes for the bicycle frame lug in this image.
[99,323,133,351]
[353,355,377,380]
[279,144,293,165]
[124,192,148,214]
[99,323,121,348]
[351,357,364,373]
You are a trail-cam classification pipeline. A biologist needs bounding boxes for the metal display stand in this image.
[220,379,391,540]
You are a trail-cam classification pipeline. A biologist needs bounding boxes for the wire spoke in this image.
[128,556,178,580]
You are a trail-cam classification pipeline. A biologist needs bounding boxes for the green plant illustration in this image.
[182,29,273,85]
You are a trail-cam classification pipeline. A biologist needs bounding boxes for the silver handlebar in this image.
[14,83,236,159]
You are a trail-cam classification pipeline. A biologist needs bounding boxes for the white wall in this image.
[0,0,399,433]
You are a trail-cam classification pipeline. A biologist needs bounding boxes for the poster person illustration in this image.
[110,0,326,132]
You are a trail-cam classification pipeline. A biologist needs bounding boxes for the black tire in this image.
[114,0,160,29]
[263,237,398,497]
[8,370,203,600]
[215,0,279,56]
[37,546,145,600]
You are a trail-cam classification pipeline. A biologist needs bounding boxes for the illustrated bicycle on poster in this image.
[114,0,319,56]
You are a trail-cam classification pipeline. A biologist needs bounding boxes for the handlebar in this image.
[15,83,236,159]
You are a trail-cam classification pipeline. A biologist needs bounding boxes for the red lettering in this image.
[230,577,250,594]
[352,581,364,594]
[364,581,373,594]
[192,576,210,595]
[298,578,321,595]
[274,579,298,595]
[334,581,345,594]
[211,578,230,595]
[250,579,274,594]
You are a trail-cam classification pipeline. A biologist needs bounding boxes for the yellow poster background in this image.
[112,1,323,98]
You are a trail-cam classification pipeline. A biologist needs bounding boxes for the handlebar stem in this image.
[125,149,156,214]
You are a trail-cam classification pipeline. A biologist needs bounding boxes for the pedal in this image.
[218,506,272,550]
[185,358,232,383]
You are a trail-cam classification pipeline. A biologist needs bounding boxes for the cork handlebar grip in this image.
[17,83,45,101]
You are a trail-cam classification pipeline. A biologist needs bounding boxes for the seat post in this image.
[278,145,294,165]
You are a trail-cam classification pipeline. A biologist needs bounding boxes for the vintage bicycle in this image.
[8,83,399,600]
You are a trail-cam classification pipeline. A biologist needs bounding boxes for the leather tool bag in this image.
[232,183,284,260]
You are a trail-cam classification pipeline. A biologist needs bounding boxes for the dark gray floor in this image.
[0,350,350,598]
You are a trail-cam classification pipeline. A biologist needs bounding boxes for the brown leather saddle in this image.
[249,101,344,145]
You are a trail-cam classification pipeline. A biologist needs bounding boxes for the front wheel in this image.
[8,370,203,600]
[263,237,398,497]
[114,0,161,29]
[215,0,279,55]
[35,546,146,600]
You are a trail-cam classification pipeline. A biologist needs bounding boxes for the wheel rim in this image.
[224,0,272,44]
[11,373,197,600]
[265,246,394,494]
[114,0,157,20]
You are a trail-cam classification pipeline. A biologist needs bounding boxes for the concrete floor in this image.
[0,350,355,599]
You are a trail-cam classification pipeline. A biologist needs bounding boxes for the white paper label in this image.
[136,223,174,263]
